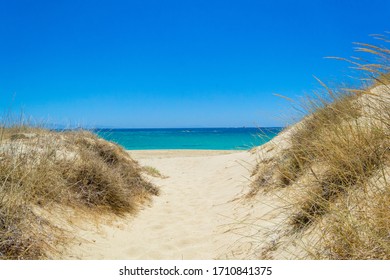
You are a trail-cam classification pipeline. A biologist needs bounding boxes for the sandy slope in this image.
[64,150,259,259]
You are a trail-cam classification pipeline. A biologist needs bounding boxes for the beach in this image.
[64,149,259,259]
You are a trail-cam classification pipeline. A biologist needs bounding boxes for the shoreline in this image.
[127,149,243,159]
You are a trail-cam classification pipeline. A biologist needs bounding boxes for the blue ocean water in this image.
[94,127,283,150]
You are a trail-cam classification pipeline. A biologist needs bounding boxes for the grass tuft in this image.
[0,127,158,259]
[142,166,167,178]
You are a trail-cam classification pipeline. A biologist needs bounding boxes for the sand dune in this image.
[64,150,262,259]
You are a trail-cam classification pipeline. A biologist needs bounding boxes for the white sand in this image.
[64,149,261,259]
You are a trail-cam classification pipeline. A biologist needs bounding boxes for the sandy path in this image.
[65,150,256,259]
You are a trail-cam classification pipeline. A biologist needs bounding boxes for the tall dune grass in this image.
[0,124,158,259]
[252,35,390,259]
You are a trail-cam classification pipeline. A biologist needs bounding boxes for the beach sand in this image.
[63,149,262,259]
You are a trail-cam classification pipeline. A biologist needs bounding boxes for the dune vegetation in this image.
[0,125,158,259]
[250,34,390,259]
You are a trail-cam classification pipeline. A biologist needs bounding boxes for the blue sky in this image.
[0,0,389,128]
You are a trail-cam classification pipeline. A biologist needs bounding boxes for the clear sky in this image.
[1,0,389,128]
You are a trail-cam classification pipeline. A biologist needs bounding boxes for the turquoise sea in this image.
[95,127,283,150]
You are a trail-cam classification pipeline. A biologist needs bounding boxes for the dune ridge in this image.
[0,128,158,259]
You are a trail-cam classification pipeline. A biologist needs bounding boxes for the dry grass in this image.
[250,35,390,259]
[0,126,158,259]
[142,166,167,178]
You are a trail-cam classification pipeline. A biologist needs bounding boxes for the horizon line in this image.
[54,126,285,130]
